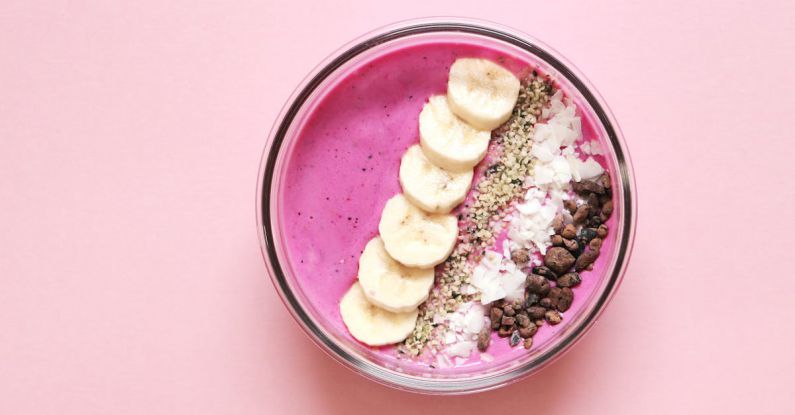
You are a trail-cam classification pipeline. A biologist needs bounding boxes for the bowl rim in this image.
[256,17,637,394]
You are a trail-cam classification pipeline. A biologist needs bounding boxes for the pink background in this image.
[1,1,794,413]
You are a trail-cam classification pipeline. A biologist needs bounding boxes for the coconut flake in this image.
[516,197,541,215]
[471,260,505,304]
[447,341,475,358]
[506,93,593,257]
[508,187,562,256]
[502,238,511,258]
[471,251,509,304]
[580,140,604,155]
[502,267,526,302]
[533,164,555,186]
[550,156,573,182]
[461,283,477,295]
[444,331,457,345]
[577,156,605,180]
[463,304,486,334]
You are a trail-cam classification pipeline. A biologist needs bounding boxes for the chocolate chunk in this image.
[539,297,553,308]
[501,316,516,326]
[490,307,503,330]
[557,288,574,312]
[532,266,557,280]
[524,292,540,308]
[586,193,600,210]
[597,224,609,238]
[518,323,538,338]
[545,310,562,325]
[602,200,613,217]
[516,313,531,328]
[502,304,516,317]
[551,234,564,246]
[561,224,577,239]
[497,326,513,337]
[589,237,603,251]
[575,249,599,271]
[572,179,604,195]
[544,247,576,275]
[598,173,612,191]
[511,248,530,264]
[563,238,579,253]
[546,287,563,309]
[564,199,578,215]
[526,274,550,296]
[557,272,582,288]
[579,228,598,243]
[527,306,547,319]
[523,337,534,349]
[573,205,590,224]
[551,214,565,234]
[587,216,603,228]
[477,327,491,352]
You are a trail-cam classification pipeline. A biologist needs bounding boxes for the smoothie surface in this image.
[278,39,618,373]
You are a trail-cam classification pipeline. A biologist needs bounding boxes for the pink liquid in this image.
[278,39,619,375]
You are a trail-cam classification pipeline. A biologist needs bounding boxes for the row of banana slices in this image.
[340,58,522,346]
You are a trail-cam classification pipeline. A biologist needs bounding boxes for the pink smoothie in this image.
[277,38,619,376]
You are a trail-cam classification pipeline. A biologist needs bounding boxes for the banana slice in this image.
[340,282,419,346]
[447,58,521,130]
[399,144,473,214]
[378,194,458,268]
[357,237,435,313]
[419,95,491,172]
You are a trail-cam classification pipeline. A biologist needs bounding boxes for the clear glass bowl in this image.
[256,17,637,394]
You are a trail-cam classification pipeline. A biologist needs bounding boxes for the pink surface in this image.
[1,1,794,413]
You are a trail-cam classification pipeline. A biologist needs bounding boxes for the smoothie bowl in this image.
[257,19,636,394]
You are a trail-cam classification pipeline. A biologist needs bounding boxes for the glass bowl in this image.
[256,17,637,394]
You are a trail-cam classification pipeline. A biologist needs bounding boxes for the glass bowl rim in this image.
[256,17,638,394]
